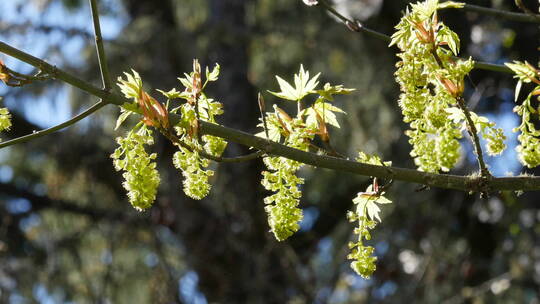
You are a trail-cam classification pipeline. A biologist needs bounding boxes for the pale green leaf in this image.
[316,83,355,101]
[157,88,183,100]
[115,110,133,130]
[206,63,220,82]
[375,196,392,205]
[270,65,321,101]
[353,185,392,222]
[445,107,464,123]
[364,200,382,222]
[505,61,536,83]
[437,1,465,9]
[515,80,522,102]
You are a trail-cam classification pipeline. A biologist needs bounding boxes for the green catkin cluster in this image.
[113,71,162,210]
[114,62,393,278]
[261,65,353,241]
[261,117,313,241]
[173,143,213,200]
[111,126,160,211]
[114,63,227,206]
[347,152,393,278]
[0,107,11,133]
[348,207,378,278]
[165,62,227,200]
[391,0,505,172]
[505,61,540,168]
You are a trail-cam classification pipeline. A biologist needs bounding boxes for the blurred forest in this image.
[0,0,539,303]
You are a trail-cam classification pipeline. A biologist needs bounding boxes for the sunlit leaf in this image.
[206,64,220,82]
[269,65,320,101]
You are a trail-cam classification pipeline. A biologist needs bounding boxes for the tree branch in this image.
[159,127,265,163]
[458,2,540,24]
[2,40,540,192]
[316,0,513,74]
[430,50,491,180]
[0,41,123,105]
[89,0,112,90]
[456,96,490,178]
[199,121,540,192]
[0,100,107,149]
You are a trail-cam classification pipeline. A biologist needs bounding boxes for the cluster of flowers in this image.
[390,0,505,173]
[506,61,540,167]
[113,61,226,209]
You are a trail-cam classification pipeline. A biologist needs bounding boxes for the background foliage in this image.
[0,0,539,303]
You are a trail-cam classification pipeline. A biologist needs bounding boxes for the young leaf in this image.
[315,83,355,101]
[115,109,133,130]
[268,65,320,101]
[117,70,143,99]
[353,185,392,222]
[157,88,184,100]
[206,64,220,82]
[304,100,345,129]
[514,81,522,102]
[505,61,538,83]
[437,1,464,9]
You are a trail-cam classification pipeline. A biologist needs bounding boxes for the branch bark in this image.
[459,2,540,23]
[1,40,540,192]
[89,0,112,90]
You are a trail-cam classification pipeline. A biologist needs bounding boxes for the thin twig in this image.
[159,127,265,163]
[456,97,490,177]
[0,64,52,87]
[0,41,123,103]
[1,65,51,82]
[317,0,513,74]
[442,272,512,304]
[200,121,540,191]
[473,61,512,74]
[0,100,107,149]
[318,0,391,42]
[430,49,491,181]
[258,93,269,139]
[4,41,540,192]
[457,2,540,24]
[89,0,112,90]
[514,0,536,15]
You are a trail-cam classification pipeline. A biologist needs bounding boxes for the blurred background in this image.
[0,0,539,303]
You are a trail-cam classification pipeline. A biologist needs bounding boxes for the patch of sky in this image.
[33,284,66,304]
[9,293,26,304]
[144,252,159,268]
[461,85,521,176]
[314,287,332,304]
[482,103,521,176]
[328,286,349,303]
[316,237,333,265]
[156,225,186,252]
[19,213,40,232]
[179,271,208,304]
[6,198,31,214]
[32,183,47,196]
[1,0,127,128]
[347,273,372,289]
[372,280,397,300]
[300,206,319,232]
[100,249,113,265]
[20,87,73,129]
[375,240,389,256]
[0,165,14,182]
